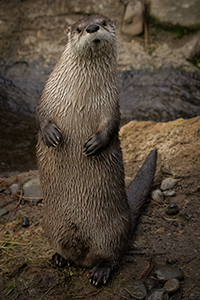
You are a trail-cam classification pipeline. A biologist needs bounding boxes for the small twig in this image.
[16,195,43,202]
[139,258,155,280]
[39,282,58,300]
[143,0,148,51]
[68,287,104,299]
[141,215,154,220]
[105,288,133,300]
[15,190,43,202]
[0,187,23,232]
[170,292,182,300]
[0,176,18,186]
[0,199,16,209]
[0,240,28,245]
[150,199,163,206]
[144,17,148,51]
[185,281,197,297]
[182,255,198,269]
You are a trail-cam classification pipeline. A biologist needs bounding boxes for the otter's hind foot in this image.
[87,262,111,287]
[52,253,72,267]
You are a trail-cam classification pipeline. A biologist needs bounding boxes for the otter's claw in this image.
[42,123,62,148]
[87,262,111,287]
[83,133,105,156]
[52,253,71,267]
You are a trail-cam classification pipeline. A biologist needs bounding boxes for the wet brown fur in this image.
[36,15,157,277]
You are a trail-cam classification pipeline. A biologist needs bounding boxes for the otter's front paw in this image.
[42,123,62,148]
[52,253,72,267]
[83,133,105,156]
[87,262,111,287]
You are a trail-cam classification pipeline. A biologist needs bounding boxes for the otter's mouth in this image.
[93,39,100,44]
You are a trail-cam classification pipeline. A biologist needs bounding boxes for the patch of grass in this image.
[5,278,16,296]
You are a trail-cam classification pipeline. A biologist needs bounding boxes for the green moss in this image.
[191,53,200,69]
[148,15,199,38]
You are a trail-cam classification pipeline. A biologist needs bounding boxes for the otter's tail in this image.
[126,149,157,235]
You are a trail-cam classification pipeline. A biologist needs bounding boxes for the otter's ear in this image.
[66,26,71,37]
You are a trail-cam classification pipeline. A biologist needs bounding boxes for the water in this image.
[0,112,37,177]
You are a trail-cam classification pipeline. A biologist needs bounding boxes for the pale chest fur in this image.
[40,45,118,135]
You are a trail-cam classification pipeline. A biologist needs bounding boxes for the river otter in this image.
[36,14,157,287]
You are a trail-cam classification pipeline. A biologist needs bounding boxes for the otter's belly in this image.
[37,134,131,266]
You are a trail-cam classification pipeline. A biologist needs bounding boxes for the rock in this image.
[120,117,200,178]
[163,190,176,197]
[166,258,178,265]
[144,277,157,291]
[10,183,21,196]
[118,70,200,125]
[148,288,169,300]
[155,266,184,283]
[166,203,179,215]
[151,189,164,202]
[164,278,180,294]
[23,177,43,201]
[18,170,39,185]
[160,178,177,191]
[121,0,144,36]
[123,280,147,299]
[0,208,9,217]
[3,188,11,195]
[149,0,200,29]
[22,216,30,227]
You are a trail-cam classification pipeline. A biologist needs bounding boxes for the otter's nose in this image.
[86,24,100,33]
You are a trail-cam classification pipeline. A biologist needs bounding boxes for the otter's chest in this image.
[54,98,103,136]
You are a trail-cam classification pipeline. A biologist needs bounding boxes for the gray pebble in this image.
[0,208,9,217]
[3,188,11,195]
[144,277,157,291]
[161,178,177,191]
[22,216,30,227]
[151,189,164,203]
[166,258,178,265]
[164,278,180,294]
[166,203,179,215]
[155,266,184,283]
[124,280,147,299]
[148,288,169,300]
[163,190,176,197]
[10,183,21,196]
[23,177,43,200]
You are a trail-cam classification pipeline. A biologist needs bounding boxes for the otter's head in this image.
[67,15,117,59]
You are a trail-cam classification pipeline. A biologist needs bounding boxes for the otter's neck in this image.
[46,41,118,117]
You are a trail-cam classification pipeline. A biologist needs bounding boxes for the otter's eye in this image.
[77,28,82,33]
[101,20,107,26]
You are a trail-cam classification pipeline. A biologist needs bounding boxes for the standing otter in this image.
[36,14,157,287]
